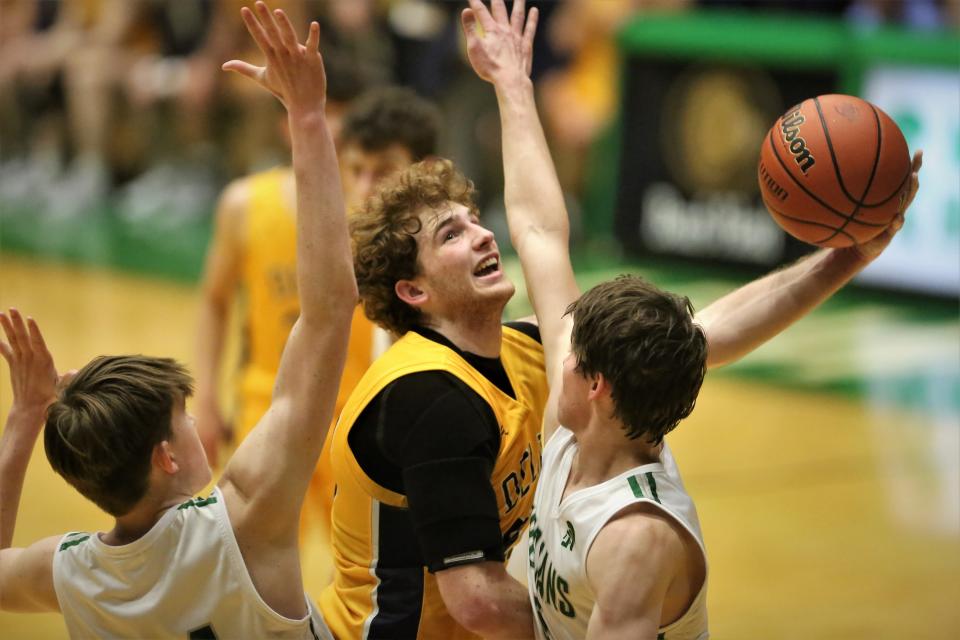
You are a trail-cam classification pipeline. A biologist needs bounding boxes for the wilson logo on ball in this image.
[780,110,816,174]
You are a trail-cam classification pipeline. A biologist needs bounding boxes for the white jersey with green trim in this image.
[52,487,330,640]
[527,427,708,640]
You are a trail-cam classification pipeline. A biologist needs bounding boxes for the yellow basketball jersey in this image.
[318,326,548,640]
[236,168,299,438]
[236,168,376,442]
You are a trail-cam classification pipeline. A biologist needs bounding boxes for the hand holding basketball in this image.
[849,149,922,262]
[758,94,913,249]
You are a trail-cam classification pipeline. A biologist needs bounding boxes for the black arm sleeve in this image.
[371,373,505,571]
[404,457,505,572]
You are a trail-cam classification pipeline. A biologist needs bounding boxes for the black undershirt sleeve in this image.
[504,320,541,344]
[349,371,505,572]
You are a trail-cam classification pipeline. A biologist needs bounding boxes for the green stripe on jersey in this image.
[628,475,644,498]
[645,472,661,504]
[59,535,90,552]
[178,495,219,510]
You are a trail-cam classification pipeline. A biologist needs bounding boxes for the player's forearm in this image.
[495,79,570,252]
[486,578,536,640]
[288,109,357,319]
[698,248,867,368]
[0,406,46,549]
[439,561,535,640]
[457,579,535,640]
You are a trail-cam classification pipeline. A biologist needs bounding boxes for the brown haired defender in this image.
[45,355,194,517]
[565,275,707,444]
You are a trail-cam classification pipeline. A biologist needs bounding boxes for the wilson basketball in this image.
[758,94,911,248]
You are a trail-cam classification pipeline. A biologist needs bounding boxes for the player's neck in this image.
[427,312,504,358]
[102,491,192,546]
[568,419,661,488]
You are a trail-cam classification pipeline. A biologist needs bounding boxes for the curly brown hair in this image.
[351,158,478,335]
[565,275,707,445]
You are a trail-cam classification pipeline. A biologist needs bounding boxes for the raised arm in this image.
[698,151,922,368]
[463,0,577,439]
[217,2,356,540]
[0,310,62,612]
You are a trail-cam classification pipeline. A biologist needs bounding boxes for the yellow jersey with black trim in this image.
[236,167,376,440]
[237,167,300,438]
[318,326,548,640]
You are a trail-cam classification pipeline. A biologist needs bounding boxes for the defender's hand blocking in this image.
[223,2,325,113]
[851,150,923,262]
[462,0,538,84]
[0,310,59,418]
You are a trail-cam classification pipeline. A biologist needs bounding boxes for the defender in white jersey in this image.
[462,1,922,637]
[0,5,356,638]
[53,488,328,639]
[525,276,712,640]
[529,432,708,640]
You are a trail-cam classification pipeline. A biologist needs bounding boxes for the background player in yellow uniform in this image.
[0,5,354,635]
[196,85,441,460]
[195,78,441,578]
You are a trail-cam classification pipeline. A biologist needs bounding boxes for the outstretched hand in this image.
[462,0,538,85]
[851,150,923,262]
[0,310,60,419]
[222,1,325,113]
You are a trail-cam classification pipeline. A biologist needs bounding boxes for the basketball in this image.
[758,94,911,248]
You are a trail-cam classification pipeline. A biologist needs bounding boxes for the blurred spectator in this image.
[537,0,689,238]
[845,0,951,30]
[387,0,460,98]
[312,0,394,86]
[114,0,290,225]
[0,0,120,217]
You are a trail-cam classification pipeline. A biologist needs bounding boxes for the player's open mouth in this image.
[474,256,500,278]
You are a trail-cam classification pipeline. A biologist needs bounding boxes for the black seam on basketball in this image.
[861,105,913,207]
[814,96,862,206]
[818,103,883,243]
[813,98,904,209]
[766,130,884,227]
[859,165,911,208]
[762,195,858,244]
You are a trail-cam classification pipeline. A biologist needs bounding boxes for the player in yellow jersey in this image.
[317,3,545,635]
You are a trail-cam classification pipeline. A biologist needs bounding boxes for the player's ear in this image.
[395,279,428,308]
[588,373,607,400]
[153,441,179,475]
